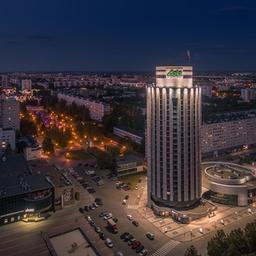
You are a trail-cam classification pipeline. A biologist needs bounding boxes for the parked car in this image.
[122,199,127,205]
[95,197,103,205]
[127,214,133,221]
[84,205,89,212]
[120,232,129,240]
[132,220,139,227]
[90,220,96,227]
[131,241,141,249]
[87,187,96,193]
[125,195,129,200]
[86,215,92,222]
[104,213,113,220]
[99,211,107,217]
[136,245,144,253]
[79,207,84,214]
[146,232,154,240]
[99,232,106,240]
[82,183,89,188]
[128,238,136,246]
[85,170,95,175]
[124,234,133,242]
[105,238,113,248]
[89,205,95,210]
[139,249,148,256]
[95,226,101,233]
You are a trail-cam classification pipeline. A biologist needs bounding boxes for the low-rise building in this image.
[57,92,111,122]
[203,162,256,206]
[0,155,54,225]
[22,136,42,161]
[28,160,75,210]
[201,112,256,154]
[113,126,144,145]
[116,154,145,177]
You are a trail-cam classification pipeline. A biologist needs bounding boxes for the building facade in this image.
[113,126,143,145]
[0,175,54,225]
[201,116,256,154]
[241,88,256,102]
[21,79,32,91]
[0,128,15,151]
[147,65,201,213]
[0,96,20,130]
[57,92,111,122]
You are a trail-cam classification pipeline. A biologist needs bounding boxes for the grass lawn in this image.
[119,172,146,189]
[65,149,94,160]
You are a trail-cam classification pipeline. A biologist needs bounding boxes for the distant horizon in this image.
[1,69,256,75]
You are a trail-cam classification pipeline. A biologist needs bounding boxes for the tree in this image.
[207,230,229,256]
[228,228,249,255]
[184,245,200,256]
[102,114,117,133]
[42,137,54,153]
[244,221,256,252]
[20,118,37,136]
[226,243,241,256]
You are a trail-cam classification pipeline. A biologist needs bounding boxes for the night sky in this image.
[0,0,256,72]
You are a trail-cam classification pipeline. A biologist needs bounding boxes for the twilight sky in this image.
[0,0,256,72]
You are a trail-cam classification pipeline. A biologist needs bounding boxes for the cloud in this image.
[25,35,56,42]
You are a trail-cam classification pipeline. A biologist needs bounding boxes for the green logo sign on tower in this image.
[166,69,183,78]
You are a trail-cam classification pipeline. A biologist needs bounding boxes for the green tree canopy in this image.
[184,245,201,256]
[42,137,54,153]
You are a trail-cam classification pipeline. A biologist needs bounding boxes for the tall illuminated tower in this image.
[147,66,201,214]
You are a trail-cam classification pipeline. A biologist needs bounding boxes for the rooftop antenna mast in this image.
[187,49,191,65]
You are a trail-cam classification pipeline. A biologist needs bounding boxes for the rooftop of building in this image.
[117,154,144,165]
[28,159,72,188]
[114,126,144,138]
[0,154,72,197]
[202,162,256,187]
[203,109,256,124]
[0,174,53,199]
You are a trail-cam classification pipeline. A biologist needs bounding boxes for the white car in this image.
[104,213,113,220]
[85,170,95,175]
[122,199,127,205]
[105,238,113,248]
[127,214,133,221]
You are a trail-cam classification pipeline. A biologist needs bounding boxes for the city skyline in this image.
[0,0,256,72]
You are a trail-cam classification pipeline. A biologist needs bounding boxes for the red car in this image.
[131,241,141,249]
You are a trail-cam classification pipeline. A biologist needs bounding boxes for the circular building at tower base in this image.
[202,162,256,207]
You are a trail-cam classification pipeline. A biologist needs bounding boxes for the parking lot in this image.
[68,163,171,256]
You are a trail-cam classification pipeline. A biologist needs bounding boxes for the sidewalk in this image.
[129,183,256,242]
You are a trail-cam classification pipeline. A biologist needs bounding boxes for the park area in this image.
[65,149,95,161]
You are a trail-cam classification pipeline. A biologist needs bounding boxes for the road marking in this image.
[150,240,180,256]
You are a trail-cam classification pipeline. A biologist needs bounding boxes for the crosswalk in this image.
[150,240,180,256]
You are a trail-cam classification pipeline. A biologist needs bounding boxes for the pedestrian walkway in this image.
[150,240,180,256]
[127,204,139,210]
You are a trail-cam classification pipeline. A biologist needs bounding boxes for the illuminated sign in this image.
[25,208,35,213]
[166,69,183,78]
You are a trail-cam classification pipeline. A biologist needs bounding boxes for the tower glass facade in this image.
[147,66,201,211]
